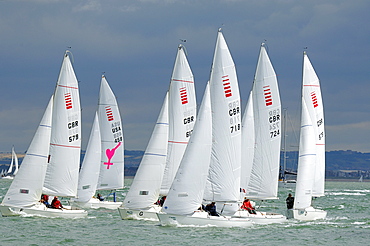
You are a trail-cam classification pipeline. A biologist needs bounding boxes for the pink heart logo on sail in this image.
[104,142,122,169]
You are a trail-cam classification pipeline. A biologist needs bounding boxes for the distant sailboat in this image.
[359,175,363,182]
[288,51,326,221]
[2,146,19,179]
[236,43,286,224]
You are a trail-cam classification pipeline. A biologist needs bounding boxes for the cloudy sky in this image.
[0,0,369,153]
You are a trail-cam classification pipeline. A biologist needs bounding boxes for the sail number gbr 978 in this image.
[269,109,280,138]
[229,100,241,134]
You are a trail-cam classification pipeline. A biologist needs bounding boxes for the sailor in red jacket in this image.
[51,196,64,209]
[240,198,256,214]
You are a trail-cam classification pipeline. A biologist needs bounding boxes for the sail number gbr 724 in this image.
[269,109,280,138]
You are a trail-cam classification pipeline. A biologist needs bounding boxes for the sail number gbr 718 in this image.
[229,100,241,134]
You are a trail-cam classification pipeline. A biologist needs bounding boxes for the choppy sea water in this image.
[0,179,369,246]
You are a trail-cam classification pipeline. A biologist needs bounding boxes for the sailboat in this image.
[287,51,327,221]
[1,146,19,179]
[73,75,124,209]
[235,43,286,224]
[1,52,87,218]
[118,92,168,220]
[119,44,196,220]
[160,44,197,196]
[158,29,252,227]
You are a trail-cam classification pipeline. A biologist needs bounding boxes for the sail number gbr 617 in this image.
[269,109,280,138]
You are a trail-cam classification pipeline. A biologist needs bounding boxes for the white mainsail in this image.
[162,83,212,215]
[97,75,124,191]
[43,52,81,198]
[245,44,282,199]
[204,30,241,213]
[294,99,316,209]
[123,92,169,209]
[302,51,325,197]
[75,113,101,203]
[160,44,196,196]
[2,97,53,207]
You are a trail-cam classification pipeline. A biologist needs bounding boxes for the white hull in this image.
[287,206,327,221]
[233,210,286,224]
[72,198,122,210]
[1,176,14,180]
[157,211,253,227]
[0,203,87,218]
[118,205,161,221]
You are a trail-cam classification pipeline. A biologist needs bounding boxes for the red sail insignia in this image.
[105,106,114,121]
[263,85,273,106]
[179,87,188,105]
[223,75,232,98]
[65,93,73,109]
[311,91,319,108]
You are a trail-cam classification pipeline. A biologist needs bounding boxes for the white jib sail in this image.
[97,75,124,190]
[160,45,196,196]
[246,44,282,199]
[2,97,53,207]
[6,147,14,174]
[75,113,101,203]
[302,51,325,197]
[240,91,254,195]
[43,52,81,198]
[12,147,19,176]
[294,99,316,209]
[204,29,241,205]
[163,82,212,215]
[123,92,169,209]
